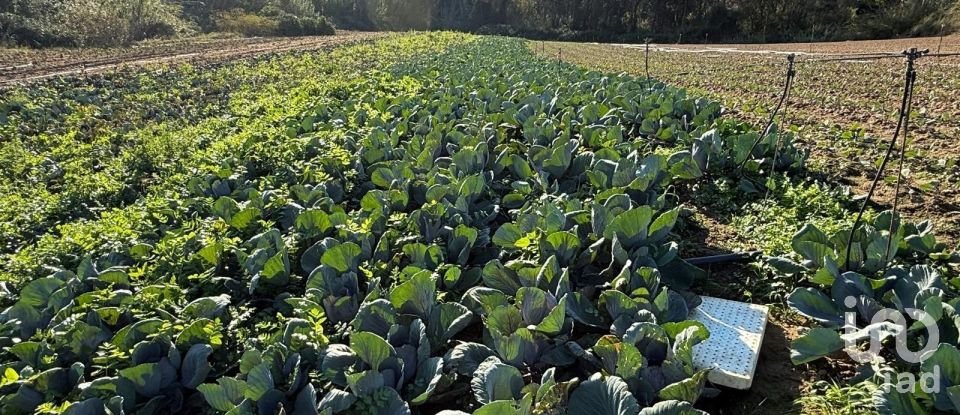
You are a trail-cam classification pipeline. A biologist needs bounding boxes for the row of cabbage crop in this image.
[775,211,960,413]
[0,37,372,258]
[1,35,805,414]
[0,34,464,283]
[0,59,239,254]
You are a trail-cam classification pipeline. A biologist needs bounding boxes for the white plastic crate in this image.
[688,296,769,390]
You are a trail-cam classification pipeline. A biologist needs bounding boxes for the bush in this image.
[214,9,279,37]
[949,3,960,33]
[126,0,192,41]
[850,0,956,39]
[0,12,72,47]
[277,13,336,36]
[271,0,316,16]
[135,21,180,40]
[57,0,133,46]
[1,0,191,47]
[302,16,335,35]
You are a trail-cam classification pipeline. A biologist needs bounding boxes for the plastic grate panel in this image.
[688,296,769,390]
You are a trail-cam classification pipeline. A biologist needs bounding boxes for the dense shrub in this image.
[847,0,947,38]
[276,13,336,36]
[0,0,190,47]
[135,20,180,39]
[271,0,316,16]
[1,0,334,45]
[57,0,136,46]
[214,8,335,37]
[0,12,72,47]
[126,0,192,40]
[214,9,278,37]
[365,0,432,30]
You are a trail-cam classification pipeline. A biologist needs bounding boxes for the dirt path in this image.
[0,31,386,86]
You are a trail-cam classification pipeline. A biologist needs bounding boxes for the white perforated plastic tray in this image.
[688,296,769,390]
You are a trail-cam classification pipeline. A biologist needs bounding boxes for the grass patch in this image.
[731,175,865,256]
[795,380,880,415]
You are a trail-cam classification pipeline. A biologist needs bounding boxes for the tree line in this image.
[2,0,957,47]
[342,0,957,42]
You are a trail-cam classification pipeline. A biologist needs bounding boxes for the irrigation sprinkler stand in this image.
[644,38,652,84]
[843,47,927,271]
[938,23,946,61]
[765,54,796,192]
[735,54,796,174]
[557,48,562,78]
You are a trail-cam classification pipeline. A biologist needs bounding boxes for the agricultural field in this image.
[0,32,384,85]
[537,36,960,413]
[0,32,957,415]
[538,36,960,249]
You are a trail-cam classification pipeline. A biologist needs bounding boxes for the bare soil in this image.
[697,314,806,415]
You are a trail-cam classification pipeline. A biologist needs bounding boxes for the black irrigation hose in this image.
[736,54,796,173]
[685,251,763,266]
[803,51,960,63]
[843,48,925,271]
[804,53,905,63]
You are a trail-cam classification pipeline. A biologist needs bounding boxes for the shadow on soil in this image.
[696,313,805,415]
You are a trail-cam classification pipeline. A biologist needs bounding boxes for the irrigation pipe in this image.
[804,53,903,63]
[686,251,763,266]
